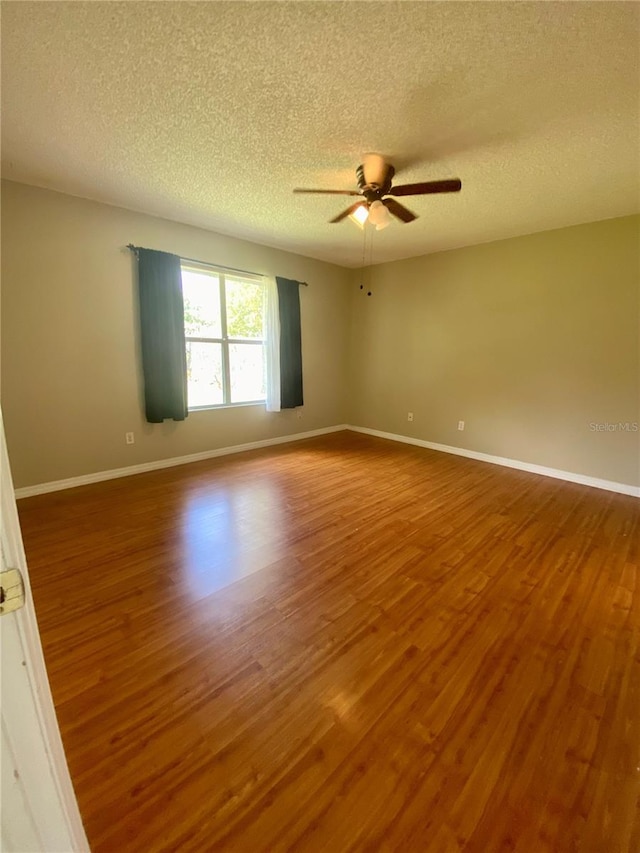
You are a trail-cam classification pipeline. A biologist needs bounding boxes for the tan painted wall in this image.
[1,181,351,488]
[3,182,638,491]
[349,216,640,487]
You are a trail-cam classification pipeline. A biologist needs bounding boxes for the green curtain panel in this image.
[276,277,303,409]
[136,248,189,423]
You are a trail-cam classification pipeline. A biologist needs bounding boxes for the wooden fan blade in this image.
[383,198,417,223]
[294,188,362,196]
[389,179,462,197]
[330,202,367,223]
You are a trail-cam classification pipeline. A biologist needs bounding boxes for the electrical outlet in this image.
[296,409,303,419]
[407,412,414,422]
[458,421,465,431]
[125,432,135,445]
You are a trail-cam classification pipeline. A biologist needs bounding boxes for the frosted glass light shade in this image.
[349,204,369,227]
[368,200,391,230]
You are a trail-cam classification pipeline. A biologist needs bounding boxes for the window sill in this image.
[188,400,266,413]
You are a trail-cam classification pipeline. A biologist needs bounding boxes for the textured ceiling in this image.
[2,1,639,267]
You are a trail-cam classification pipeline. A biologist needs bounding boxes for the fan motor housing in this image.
[356,163,395,201]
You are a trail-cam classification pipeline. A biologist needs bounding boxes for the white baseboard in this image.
[14,425,348,499]
[15,422,639,500]
[347,425,640,498]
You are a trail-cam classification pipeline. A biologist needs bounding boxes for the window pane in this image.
[186,342,224,407]
[225,278,264,340]
[229,343,265,403]
[181,268,222,337]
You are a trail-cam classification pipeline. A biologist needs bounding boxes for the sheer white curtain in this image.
[265,276,281,412]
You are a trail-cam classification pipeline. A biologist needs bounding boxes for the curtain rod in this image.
[126,244,308,286]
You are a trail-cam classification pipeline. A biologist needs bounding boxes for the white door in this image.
[0,411,89,852]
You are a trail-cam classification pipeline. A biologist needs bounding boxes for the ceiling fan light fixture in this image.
[349,203,369,227]
[368,200,391,230]
[294,157,461,226]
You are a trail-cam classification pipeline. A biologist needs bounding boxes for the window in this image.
[181,263,266,409]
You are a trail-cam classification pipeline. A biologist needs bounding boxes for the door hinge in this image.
[0,568,25,615]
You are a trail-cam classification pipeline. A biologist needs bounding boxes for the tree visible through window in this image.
[181,264,266,408]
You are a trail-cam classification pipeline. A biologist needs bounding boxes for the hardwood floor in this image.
[17,431,640,852]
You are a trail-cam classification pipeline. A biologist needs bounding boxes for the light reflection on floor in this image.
[178,479,285,599]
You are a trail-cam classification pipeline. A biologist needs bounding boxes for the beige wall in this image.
[349,216,640,487]
[1,181,351,488]
[2,181,638,491]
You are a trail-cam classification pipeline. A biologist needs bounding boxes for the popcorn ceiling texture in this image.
[2,1,638,267]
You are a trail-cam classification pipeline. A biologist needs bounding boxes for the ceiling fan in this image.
[294,153,462,229]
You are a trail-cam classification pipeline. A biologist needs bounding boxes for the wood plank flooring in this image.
[17,431,640,852]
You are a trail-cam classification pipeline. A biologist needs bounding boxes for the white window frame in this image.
[181,262,266,411]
